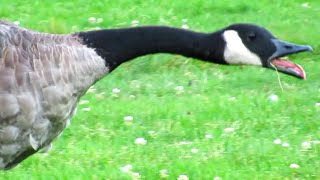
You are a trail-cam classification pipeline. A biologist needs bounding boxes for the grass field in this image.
[1,0,320,179]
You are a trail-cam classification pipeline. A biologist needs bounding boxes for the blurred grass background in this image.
[0,0,320,179]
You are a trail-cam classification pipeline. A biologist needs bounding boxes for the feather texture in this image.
[0,21,108,169]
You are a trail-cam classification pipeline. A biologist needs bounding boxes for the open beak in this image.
[268,39,313,79]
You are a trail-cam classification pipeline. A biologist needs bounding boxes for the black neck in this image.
[77,26,226,71]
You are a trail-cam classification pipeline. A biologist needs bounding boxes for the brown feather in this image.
[0,20,109,169]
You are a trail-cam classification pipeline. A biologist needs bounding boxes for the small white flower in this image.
[124,116,134,121]
[135,137,147,145]
[205,134,213,139]
[124,116,133,125]
[129,95,136,99]
[81,107,91,112]
[112,88,121,94]
[177,174,189,180]
[301,3,310,8]
[131,20,140,26]
[181,24,189,29]
[290,163,300,169]
[88,17,96,24]
[96,18,104,23]
[131,20,140,24]
[282,142,290,147]
[315,103,320,107]
[301,141,312,150]
[175,86,184,91]
[214,176,222,180]
[178,141,192,145]
[273,139,282,145]
[160,169,169,178]
[120,164,133,173]
[13,21,20,26]
[224,127,235,133]
[79,100,90,105]
[228,96,236,101]
[268,94,279,102]
[174,86,184,94]
[191,148,199,153]
[131,172,141,180]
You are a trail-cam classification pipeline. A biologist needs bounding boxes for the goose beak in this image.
[268,39,313,79]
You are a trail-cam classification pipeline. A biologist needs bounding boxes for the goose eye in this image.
[247,33,256,41]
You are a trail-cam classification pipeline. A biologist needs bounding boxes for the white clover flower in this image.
[124,116,134,121]
[301,3,310,8]
[191,148,199,153]
[129,95,136,99]
[268,94,279,102]
[214,176,222,180]
[131,20,140,24]
[174,86,184,93]
[131,20,140,26]
[177,174,189,180]
[181,24,189,29]
[290,163,300,169]
[224,127,235,133]
[112,88,121,94]
[81,107,91,112]
[315,103,320,106]
[135,137,147,145]
[174,86,185,95]
[273,139,282,145]
[178,141,192,145]
[282,142,290,147]
[205,134,213,139]
[301,141,312,150]
[124,116,133,125]
[88,17,97,24]
[160,169,169,178]
[13,21,20,26]
[120,164,133,173]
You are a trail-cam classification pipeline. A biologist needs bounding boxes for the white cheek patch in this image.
[223,30,262,66]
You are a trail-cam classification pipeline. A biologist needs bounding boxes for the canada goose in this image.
[0,20,312,170]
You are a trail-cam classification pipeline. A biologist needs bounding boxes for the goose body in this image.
[0,20,312,169]
[0,21,108,169]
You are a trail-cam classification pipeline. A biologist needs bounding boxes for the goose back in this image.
[0,21,108,169]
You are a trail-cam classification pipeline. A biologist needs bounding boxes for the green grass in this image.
[1,0,320,179]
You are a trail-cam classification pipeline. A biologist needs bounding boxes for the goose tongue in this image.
[271,58,306,79]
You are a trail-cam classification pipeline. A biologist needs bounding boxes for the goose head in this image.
[220,23,312,79]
